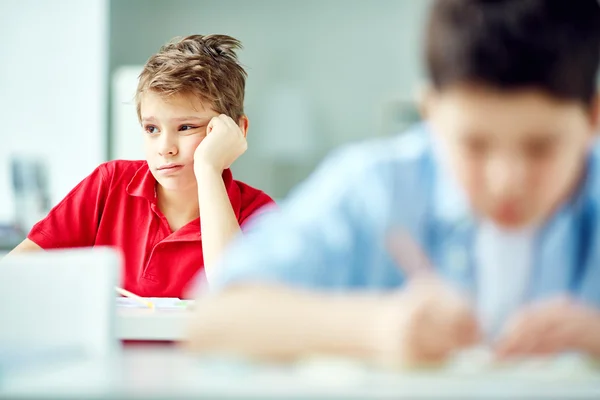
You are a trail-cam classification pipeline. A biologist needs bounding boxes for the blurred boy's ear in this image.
[418,83,447,139]
[590,93,600,134]
[238,115,249,138]
[417,83,436,121]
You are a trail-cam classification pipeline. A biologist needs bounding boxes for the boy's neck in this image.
[156,184,200,229]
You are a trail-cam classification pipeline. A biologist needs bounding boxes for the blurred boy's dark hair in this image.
[426,0,600,106]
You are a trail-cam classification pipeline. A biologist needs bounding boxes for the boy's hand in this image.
[495,297,600,359]
[194,114,247,174]
[371,277,480,367]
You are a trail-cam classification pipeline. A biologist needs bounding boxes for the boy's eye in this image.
[526,141,554,159]
[179,125,198,132]
[144,125,159,135]
[464,137,489,156]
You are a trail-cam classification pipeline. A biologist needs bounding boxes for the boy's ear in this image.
[590,93,600,134]
[238,115,249,138]
[417,83,435,120]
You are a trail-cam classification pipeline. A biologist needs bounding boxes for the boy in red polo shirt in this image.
[8,34,274,298]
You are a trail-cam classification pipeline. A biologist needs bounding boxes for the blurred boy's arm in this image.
[186,279,479,366]
[186,285,385,362]
[579,310,600,357]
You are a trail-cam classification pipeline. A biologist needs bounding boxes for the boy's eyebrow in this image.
[170,116,211,123]
[141,116,156,123]
[525,131,562,143]
[140,116,211,124]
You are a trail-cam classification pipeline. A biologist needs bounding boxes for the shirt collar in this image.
[126,162,157,201]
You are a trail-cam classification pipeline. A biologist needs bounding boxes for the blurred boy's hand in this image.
[372,278,480,367]
[495,297,600,359]
[194,114,247,173]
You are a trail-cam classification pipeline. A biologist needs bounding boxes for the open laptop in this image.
[0,247,121,371]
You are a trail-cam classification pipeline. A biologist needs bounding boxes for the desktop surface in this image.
[2,346,600,400]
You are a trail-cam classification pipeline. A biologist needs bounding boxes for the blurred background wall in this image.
[0,0,430,239]
[0,0,108,246]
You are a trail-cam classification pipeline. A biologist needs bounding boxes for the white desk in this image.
[2,347,600,399]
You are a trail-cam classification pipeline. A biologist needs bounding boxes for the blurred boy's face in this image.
[140,91,218,192]
[427,85,598,229]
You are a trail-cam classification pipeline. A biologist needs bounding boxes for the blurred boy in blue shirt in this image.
[187,0,600,366]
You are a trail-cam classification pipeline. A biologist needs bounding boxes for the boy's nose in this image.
[159,146,177,156]
[158,134,178,156]
[485,155,526,198]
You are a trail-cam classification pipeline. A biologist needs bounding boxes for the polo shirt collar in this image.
[126,162,157,201]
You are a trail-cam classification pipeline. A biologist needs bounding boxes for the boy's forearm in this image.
[186,284,385,362]
[6,239,42,256]
[580,310,600,358]
[195,167,242,277]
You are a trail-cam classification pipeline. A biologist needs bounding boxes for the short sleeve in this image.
[238,189,276,232]
[28,165,110,249]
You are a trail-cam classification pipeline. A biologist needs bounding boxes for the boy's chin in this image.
[156,176,197,192]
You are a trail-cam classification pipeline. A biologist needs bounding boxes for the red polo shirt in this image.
[28,160,274,298]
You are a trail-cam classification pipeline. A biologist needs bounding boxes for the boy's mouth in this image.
[492,205,526,227]
[156,163,184,173]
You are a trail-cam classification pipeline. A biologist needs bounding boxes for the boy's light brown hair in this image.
[136,34,247,121]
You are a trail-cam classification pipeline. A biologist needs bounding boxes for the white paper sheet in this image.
[115,297,194,310]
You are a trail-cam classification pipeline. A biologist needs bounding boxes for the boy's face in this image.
[140,91,219,192]
[426,85,598,229]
